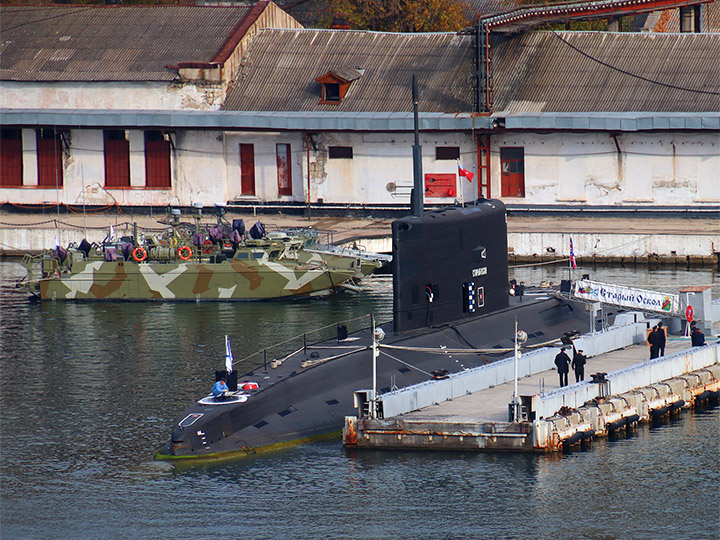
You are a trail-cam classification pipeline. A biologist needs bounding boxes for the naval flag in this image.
[225,335,234,374]
[569,237,577,269]
[458,162,474,182]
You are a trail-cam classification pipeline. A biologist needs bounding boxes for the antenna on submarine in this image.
[410,74,424,217]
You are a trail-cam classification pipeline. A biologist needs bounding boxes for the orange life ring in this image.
[202,239,213,254]
[178,246,193,261]
[132,246,147,262]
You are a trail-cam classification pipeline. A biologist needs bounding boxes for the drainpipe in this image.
[304,133,312,219]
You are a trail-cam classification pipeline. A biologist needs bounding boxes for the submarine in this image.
[155,199,592,461]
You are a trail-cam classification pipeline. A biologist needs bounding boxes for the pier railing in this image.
[376,322,649,419]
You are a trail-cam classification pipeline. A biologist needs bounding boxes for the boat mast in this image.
[411,74,424,217]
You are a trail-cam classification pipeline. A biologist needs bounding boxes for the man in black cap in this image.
[572,348,587,383]
[554,347,571,387]
[656,321,666,356]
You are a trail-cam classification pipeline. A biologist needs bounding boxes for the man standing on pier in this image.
[655,322,666,356]
[572,349,587,383]
[648,326,659,359]
[554,347,571,387]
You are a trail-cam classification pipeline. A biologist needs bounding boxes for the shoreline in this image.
[0,209,718,267]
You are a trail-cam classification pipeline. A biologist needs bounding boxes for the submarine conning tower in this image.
[392,199,509,333]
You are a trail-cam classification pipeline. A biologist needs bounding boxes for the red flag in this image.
[458,163,474,182]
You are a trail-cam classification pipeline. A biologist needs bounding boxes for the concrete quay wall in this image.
[532,343,720,419]
[1,213,719,264]
[535,359,720,452]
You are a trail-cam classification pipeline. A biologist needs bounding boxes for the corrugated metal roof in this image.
[223,29,474,113]
[0,5,253,82]
[491,31,720,112]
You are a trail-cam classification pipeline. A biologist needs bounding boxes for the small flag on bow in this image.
[225,335,234,374]
[569,238,577,269]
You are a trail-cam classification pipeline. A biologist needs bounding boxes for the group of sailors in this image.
[553,319,708,389]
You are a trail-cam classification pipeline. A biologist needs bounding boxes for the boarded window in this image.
[240,143,256,196]
[0,129,23,187]
[328,146,353,159]
[37,129,63,187]
[144,131,171,188]
[500,147,525,198]
[104,130,130,188]
[276,143,292,196]
[436,147,460,160]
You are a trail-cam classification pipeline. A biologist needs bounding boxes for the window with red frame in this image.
[1,129,23,187]
[104,130,130,188]
[276,143,292,196]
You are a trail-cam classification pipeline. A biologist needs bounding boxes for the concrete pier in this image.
[1,211,718,264]
[343,332,720,453]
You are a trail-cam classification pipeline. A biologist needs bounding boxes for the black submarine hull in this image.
[156,200,592,460]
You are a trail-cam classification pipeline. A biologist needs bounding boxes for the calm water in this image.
[1,260,718,539]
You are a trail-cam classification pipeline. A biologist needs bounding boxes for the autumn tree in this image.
[322,0,471,32]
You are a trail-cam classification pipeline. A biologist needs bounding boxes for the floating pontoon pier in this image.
[343,321,719,453]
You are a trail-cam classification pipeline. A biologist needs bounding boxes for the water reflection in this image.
[0,260,718,539]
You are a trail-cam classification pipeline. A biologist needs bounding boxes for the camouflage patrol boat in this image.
[156,200,594,461]
[18,210,386,301]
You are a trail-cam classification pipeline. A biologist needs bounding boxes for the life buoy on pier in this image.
[178,246,193,261]
[132,246,147,262]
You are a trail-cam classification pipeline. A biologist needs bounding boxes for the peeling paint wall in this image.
[0,81,224,111]
[492,132,720,205]
[2,127,718,208]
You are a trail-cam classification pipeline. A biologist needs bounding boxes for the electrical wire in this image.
[551,30,720,97]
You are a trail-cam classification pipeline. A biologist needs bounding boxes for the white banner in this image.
[573,280,680,315]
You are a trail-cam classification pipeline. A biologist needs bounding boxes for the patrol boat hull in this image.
[19,224,383,301]
[156,200,593,460]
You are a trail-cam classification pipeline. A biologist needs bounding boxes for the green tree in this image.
[323,0,471,32]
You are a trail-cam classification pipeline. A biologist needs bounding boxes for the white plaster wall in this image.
[223,132,307,202]
[0,81,224,111]
[301,132,477,205]
[492,132,720,206]
[2,127,718,208]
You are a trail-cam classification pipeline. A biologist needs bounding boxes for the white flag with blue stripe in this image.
[225,335,233,374]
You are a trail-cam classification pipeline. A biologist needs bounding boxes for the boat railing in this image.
[237,313,377,374]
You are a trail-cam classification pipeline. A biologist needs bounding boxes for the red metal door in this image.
[500,147,525,197]
[145,133,171,188]
[276,143,292,196]
[240,143,256,196]
[104,132,130,188]
[37,131,63,187]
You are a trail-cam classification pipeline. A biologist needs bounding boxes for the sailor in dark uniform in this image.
[647,326,659,359]
[571,349,587,383]
[691,324,706,347]
[655,321,666,356]
[554,347,571,387]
